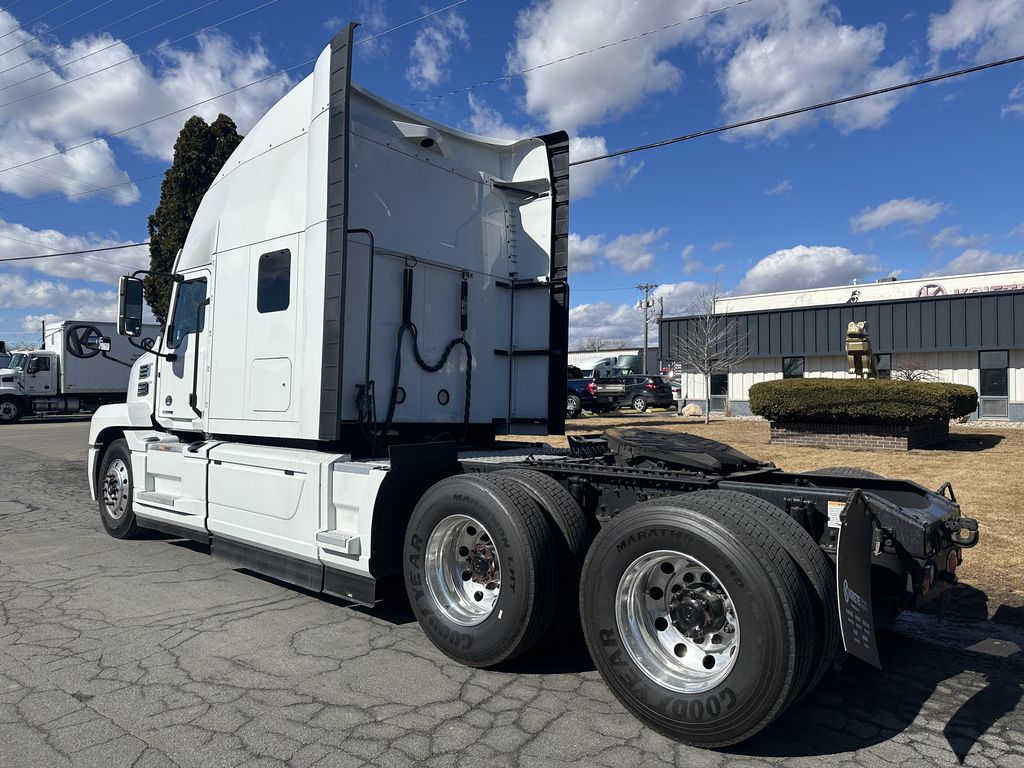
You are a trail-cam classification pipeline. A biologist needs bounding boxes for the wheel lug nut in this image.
[461,571,471,581]
[473,591,483,601]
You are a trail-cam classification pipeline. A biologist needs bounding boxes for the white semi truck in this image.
[0,320,158,423]
[87,24,978,747]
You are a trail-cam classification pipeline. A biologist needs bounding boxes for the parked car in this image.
[597,374,675,412]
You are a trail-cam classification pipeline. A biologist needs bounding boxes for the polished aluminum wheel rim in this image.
[567,396,579,416]
[102,458,130,520]
[424,514,500,626]
[633,396,645,411]
[616,550,740,693]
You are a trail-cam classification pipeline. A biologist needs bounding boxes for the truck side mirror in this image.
[118,276,145,337]
[26,359,39,375]
[84,335,112,352]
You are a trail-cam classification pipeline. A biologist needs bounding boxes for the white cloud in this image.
[406,10,469,91]
[710,240,733,253]
[0,218,147,283]
[508,0,688,134]
[465,93,537,139]
[0,8,293,200]
[568,232,603,273]
[927,249,1024,277]
[509,0,912,143]
[718,4,912,140]
[927,225,990,252]
[0,273,120,331]
[1010,223,1024,238]
[604,227,668,274]
[568,280,704,345]
[765,179,793,195]
[928,0,1024,61]
[734,244,881,295]
[568,136,619,199]
[680,244,704,274]
[850,198,947,233]
[1003,103,1024,119]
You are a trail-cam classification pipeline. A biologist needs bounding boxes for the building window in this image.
[782,357,804,379]
[875,354,891,379]
[979,350,1009,419]
[168,278,208,349]
[710,371,728,412]
[257,249,291,313]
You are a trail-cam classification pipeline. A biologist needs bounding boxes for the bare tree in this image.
[891,358,939,382]
[671,286,748,424]
[573,337,631,353]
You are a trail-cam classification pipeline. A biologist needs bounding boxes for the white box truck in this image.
[0,320,159,423]
[86,23,978,747]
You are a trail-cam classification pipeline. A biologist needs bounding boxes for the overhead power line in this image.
[0,0,475,179]
[0,174,162,211]
[0,0,116,57]
[570,52,1024,166]
[411,0,756,106]
[0,0,174,80]
[0,0,275,106]
[0,241,149,262]
[0,0,74,41]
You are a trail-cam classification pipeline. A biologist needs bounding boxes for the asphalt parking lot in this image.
[1,419,1022,768]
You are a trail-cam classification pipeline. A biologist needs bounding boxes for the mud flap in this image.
[836,490,881,668]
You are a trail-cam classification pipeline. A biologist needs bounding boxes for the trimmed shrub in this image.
[748,378,978,426]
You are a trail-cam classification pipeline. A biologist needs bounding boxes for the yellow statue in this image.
[846,321,877,379]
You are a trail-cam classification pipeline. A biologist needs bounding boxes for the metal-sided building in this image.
[658,269,1024,421]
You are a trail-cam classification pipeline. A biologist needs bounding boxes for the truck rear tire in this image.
[493,469,594,640]
[97,439,142,539]
[404,474,559,667]
[579,492,813,747]
[0,397,23,424]
[690,490,840,699]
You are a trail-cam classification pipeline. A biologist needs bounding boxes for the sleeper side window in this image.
[257,249,291,313]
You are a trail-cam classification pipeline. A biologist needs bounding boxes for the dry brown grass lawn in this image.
[508,410,1024,616]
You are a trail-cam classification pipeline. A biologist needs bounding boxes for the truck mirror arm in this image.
[100,351,134,368]
[130,269,183,283]
[126,335,176,363]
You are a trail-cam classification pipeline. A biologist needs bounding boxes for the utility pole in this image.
[636,283,657,374]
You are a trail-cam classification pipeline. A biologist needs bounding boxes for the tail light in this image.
[587,381,597,395]
[646,382,656,391]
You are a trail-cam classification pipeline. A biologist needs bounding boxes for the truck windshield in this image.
[8,353,26,370]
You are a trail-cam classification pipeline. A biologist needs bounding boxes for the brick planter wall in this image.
[769,420,950,451]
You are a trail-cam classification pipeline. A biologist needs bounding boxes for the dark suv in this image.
[602,374,674,412]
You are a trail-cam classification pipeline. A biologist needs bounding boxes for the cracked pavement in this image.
[1,419,1022,767]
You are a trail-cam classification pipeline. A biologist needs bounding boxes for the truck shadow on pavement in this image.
[166,535,1022,762]
[734,610,1023,760]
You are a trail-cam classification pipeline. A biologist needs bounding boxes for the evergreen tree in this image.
[145,114,243,324]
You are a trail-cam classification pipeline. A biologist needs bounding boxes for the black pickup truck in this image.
[567,377,620,417]
[595,374,675,412]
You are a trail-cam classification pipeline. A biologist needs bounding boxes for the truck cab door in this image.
[156,271,210,430]
[23,354,55,395]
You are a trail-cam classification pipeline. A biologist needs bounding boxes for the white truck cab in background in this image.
[0,320,159,423]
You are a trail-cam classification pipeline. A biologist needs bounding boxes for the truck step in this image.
[135,490,182,509]
[316,530,361,556]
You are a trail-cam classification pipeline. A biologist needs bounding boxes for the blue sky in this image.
[0,0,1022,347]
